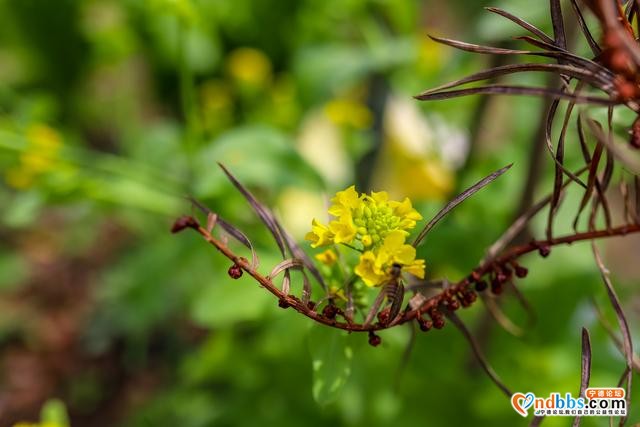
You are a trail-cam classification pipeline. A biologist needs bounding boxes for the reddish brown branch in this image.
[184,219,640,333]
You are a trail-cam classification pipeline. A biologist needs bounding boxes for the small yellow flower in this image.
[328,185,361,217]
[354,251,386,287]
[304,219,334,248]
[354,231,425,287]
[328,213,357,244]
[315,249,338,266]
[389,197,423,229]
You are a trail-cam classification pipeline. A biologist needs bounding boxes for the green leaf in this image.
[308,325,353,406]
[194,125,324,197]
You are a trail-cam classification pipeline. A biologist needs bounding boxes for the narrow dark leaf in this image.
[446,311,512,397]
[592,244,633,425]
[577,115,592,163]
[545,98,588,189]
[572,328,592,427]
[415,84,616,106]
[277,223,327,290]
[428,35,613,78]
[364,287,387,327]
[217,217,260,269]
[187,196,260,269]
[485,166,589,260]
[413,164,512,247]
[599,148,615,230]
[548,95,580,239]
[485,7,554,43]
[592,299,640,372]
[578,327,592,398]
[416,63,610,100]
[574,141,604,231]
[586,119,640,174]
[481,294,524,336]
[515,35,565,52]
[550,0,567,49]
[269,258,304,279]
[569,0,602,55]
[218,163,287,257]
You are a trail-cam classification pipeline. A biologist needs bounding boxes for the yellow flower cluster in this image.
[306,186,425,287]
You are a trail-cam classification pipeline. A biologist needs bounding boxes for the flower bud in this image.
[368,331,382,347]
[228,263,243,279]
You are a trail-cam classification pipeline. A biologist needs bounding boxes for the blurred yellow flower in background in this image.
[226,47,272,87]
[324,98,372,129]
[5,124,63,189]
[372,96,468,201]
[314,249,337,266]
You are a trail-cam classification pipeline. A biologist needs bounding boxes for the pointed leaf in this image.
[413,164,512,247]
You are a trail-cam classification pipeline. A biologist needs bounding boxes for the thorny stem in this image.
[191,222,640,333]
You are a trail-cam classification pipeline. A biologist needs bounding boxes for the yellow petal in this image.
[393,244,416,265]
[382,230,406,251]
[329,214,356,244]
[355,251,386,287]
[369,190,389,204]
[403,259,426,279]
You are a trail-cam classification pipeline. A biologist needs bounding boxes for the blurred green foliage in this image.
[0,0,637,426]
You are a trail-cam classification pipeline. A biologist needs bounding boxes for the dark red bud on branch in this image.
[514,265,528,278]
[377,307,391,325]
[368,331,382,347]
[432,317,445,329]
[538,244,551,257]
[228,263,243,279]
[475,280,488,292]
[445,297,460,310]
[278,299,290,309]
[171,215,199,233]
[417,316,432,331]
[322,304,338,320]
